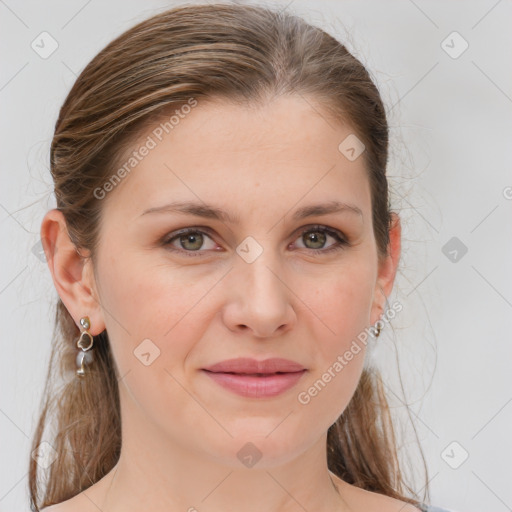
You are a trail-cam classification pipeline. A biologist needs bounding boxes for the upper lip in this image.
[202,357,306,374]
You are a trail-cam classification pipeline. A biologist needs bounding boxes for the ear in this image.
[370,212,401,325]
[40,209,105,335]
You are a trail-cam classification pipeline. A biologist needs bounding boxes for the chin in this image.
[203,427,314,470]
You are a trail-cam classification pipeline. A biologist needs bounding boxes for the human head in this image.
[30,3,419,510]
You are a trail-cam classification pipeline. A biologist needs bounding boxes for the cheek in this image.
[94,251,216,428]
[304,260,375,350]
[95,249,222,374]
[293,262,374,419]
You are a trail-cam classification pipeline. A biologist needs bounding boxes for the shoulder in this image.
[41,503,77,512]
[367,494,424,512]
[40,493,92,512]
[41,504,67,512]
[39,475,110,512]
[330,475,423,512]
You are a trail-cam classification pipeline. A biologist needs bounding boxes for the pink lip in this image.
[202,370,307,398]
[203,357,305,374]
[202,358,307,398]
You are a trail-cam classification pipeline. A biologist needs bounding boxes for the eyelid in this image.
[161,224,349,256]
[291,224,348,253]
[160,226,218,251]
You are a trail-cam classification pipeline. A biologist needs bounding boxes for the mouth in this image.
[211,371,297,376]
[201,368,307,398]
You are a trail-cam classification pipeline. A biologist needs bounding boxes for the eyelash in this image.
[161,225,349,257]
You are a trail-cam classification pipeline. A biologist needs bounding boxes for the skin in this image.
[41,94,415,512]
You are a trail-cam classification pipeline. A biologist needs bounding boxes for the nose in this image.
[222,251,297,338]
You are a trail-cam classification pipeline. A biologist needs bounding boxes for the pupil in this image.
[182,233,202,250]
[305,231,325,249]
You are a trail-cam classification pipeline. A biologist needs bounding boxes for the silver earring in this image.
[76,316,94,377]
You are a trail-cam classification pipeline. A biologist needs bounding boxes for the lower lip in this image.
[202,370,307,398]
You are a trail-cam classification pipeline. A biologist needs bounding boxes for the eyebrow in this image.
[140,200,363,223]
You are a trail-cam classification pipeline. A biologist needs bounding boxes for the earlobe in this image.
[40,209,105,335]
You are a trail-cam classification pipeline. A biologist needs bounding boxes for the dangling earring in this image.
[374,321,383,338]
[76,316,94,377]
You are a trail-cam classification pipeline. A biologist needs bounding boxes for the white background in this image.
[1,1,511,511]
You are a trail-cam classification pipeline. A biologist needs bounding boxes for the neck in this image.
[92,410,351,512]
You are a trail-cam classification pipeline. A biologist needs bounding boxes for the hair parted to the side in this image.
[29,3,428,510]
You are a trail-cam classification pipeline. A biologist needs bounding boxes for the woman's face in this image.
[88,94,396,468]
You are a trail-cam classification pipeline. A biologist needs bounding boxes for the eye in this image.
[292,225,348,254]
[162,228,218,256]
[161,225,349,257]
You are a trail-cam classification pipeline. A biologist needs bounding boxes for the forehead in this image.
[100,95,371,220]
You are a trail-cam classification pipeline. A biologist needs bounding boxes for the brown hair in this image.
[29,3,428,510]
